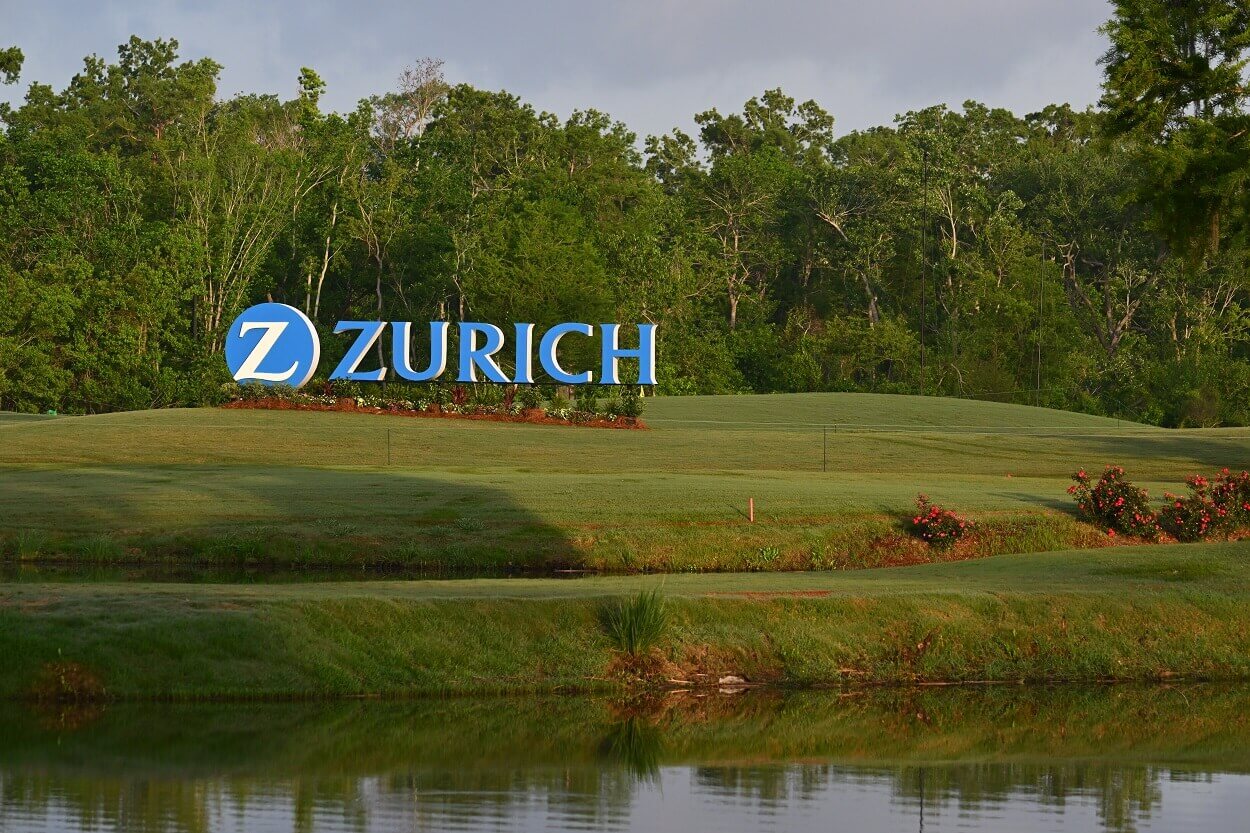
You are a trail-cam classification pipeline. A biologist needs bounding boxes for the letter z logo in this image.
[225,303,321,388]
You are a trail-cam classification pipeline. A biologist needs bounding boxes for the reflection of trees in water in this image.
[891,764,1166,833]
[379,768,637,830]
[692,765,831,806]
[1,685,1246,832]
[0,771,641,833]
[686,763,1175,833]
[0,761,1225,833]
[0,774,377,833]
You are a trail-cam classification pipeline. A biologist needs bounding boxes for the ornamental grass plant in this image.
[599,590,668,656]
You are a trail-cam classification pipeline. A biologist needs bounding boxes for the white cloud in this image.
[1,0,1113,136]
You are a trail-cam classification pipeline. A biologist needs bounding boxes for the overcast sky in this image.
[3,0,1113,139]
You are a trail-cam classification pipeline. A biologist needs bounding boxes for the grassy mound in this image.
[1,393,1247,571]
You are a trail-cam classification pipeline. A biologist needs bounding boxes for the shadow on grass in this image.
[1071,432,1250,474]
[0,466,581,575]
[988,491,1075,513]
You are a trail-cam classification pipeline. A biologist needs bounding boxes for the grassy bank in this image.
[3,542,1250,700]
[2,393,1248,571]
[1,504,1116,573]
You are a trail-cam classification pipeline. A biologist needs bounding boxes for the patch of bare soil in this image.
[29,661,107,702]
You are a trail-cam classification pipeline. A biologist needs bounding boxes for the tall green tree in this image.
[1101,0,1250,257]
[0,46,22,85]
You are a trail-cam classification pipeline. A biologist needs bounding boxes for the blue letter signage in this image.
[224,303,321,388]
[225,306,657,389]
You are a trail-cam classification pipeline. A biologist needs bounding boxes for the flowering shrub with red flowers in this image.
[908,494,974,549]
[1210,468,1250,524]
[1160,469,1250,542]
[1160,475,1219,542]
[1068,466,1158,539]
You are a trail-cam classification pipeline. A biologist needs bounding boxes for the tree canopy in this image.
[3,2,1250,426]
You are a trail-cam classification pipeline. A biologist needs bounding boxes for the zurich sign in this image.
[225,304,656,387]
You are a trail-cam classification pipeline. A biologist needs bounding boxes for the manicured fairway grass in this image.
[2,542,1249,699]
[2,393,1248,570]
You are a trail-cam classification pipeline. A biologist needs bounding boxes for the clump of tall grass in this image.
[11,529,49,558]
[77,536,124,562]
[599,590,668,655]
[315,519,360,537]
[454,516,484,532]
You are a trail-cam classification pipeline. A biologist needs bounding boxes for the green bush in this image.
[574,385,599,415]
[599,590,668,656]
[235,381,269,402]
[469,383,504,409]
[429,383,453,407]
[516,386,544,410]
[619,386,644,418]
[549,392,573,417]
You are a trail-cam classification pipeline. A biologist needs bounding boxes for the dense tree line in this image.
[2,1,1249,424]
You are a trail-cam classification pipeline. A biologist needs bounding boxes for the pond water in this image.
[1,685,1248,832]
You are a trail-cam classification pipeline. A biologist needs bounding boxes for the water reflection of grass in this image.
[598,717,664,780]
[3,685,1249,775]
[0,686,1246,833]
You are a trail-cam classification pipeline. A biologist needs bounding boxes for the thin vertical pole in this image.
[919,767,926,833]
[919,146,929,397]
[748,498,755,524]
[1036,239,1044,407]
[822,426,827,472]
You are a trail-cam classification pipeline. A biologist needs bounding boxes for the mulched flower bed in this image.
[222,397,646,429]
